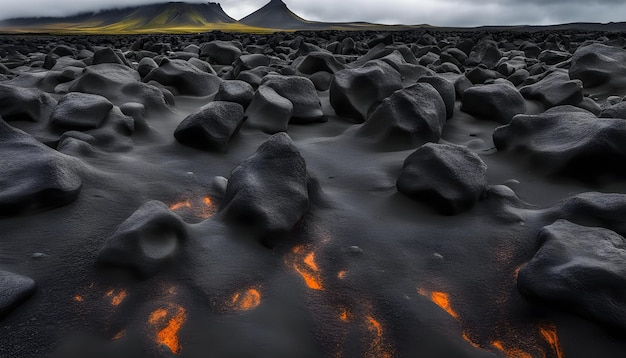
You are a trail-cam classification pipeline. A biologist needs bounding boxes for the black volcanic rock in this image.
[0,84,56,122]
[240,0,321,30]
[418,76,456,119]
[261,74,325,123]
[357,83,447,150]
[493,105,626,179]
[143,58,222,96]
[174,101,244,152]
[396,143,488,215]
[245,85,293,134]
[219,132,309,234]
[214,80,255,109]
[329,61,402,123]
[231,54,270,78]
[98,200,188,277]
[600,101,626,118]
[518,220,626,329]
[0,271,36,318]
[570,43,626,88]
[69,63,169,112]
[50,92,113,130]
[466,40,502,69]
[92,47,127,66]
[137,57,158,78]
[200,40,242,65]
[294,51,345,75]
[461,82,526,124]
[520,70,583,109]
[0,117,82,216]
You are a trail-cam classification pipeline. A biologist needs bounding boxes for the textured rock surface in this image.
[493,105,626,179]
[98,200,188,277]
[357,83,447,150]
[174,101,244,152]
[0,117,82,216]
[0,271,36,318]
[329,61,402,123]
[461,82,526,124]
[518,220,626,328]
[397,143,488,214]
[219,133,309,234]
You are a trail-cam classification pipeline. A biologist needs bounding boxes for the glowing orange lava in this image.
[149,305,187,354]
[364,315,394,358]
[169,196,216,219]
[112,330,126,340]
[230,288,262,311]
[337,270,347,280]
[540,324,565,358]
[169,200,191,211]
[339,308,350,322]
[492,341,533,358]
[106,289,127,306]
[73,295,84,302]
[288,245,324,290]
[461,332,481,349]
[418,289,459,319]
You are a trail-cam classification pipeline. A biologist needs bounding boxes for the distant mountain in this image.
[239,0,323,30]
[2,1,626,34]
[0,2,253,34]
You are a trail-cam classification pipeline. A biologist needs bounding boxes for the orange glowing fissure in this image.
[540,324,565,358]
[106,289,127,306]
[149,305,187,355]
[169,196,215,219]
[231,288,262,311]
[289,245,324,290]
[364,315,394,358]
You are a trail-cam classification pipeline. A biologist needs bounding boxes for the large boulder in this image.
[174,101,244,153]
[570,43,626,88]
[357,83,447,150]
[50,92,113,130]
[0,117,83,216]
[0,84,56,122]
[520,70,583,109]
[330,61,402,123]
[143,58,222,96]
[396,143,488,215]
[214,80,255,109]
[69,64,169,113]
[219,133,309,234]
[493,106,626,179]
[417,76,456,119]
[518,220,626,329]
[245,86,293,134]
[0,271,36,318]
[200,40,242,65]
[260,74,325,124]
[98,201,188,277]
[461,82,526,124]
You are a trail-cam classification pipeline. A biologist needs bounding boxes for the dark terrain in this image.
[2,27,626,358]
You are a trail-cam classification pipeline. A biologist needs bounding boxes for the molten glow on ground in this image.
[492,341,533,358]
[169,196,216,219]
[418,288,461,320]
[230,288,262,311]
[540,324,565,358]
[105,289,127,306]
[149,304,187,354]
[364,315,394,358]
[287,245,324,290]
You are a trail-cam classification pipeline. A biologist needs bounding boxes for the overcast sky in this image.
[2,0,626,27]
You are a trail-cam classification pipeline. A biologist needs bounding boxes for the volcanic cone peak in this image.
[240,0,320,30]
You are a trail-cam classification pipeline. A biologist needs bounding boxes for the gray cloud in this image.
[2,0,626,27]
